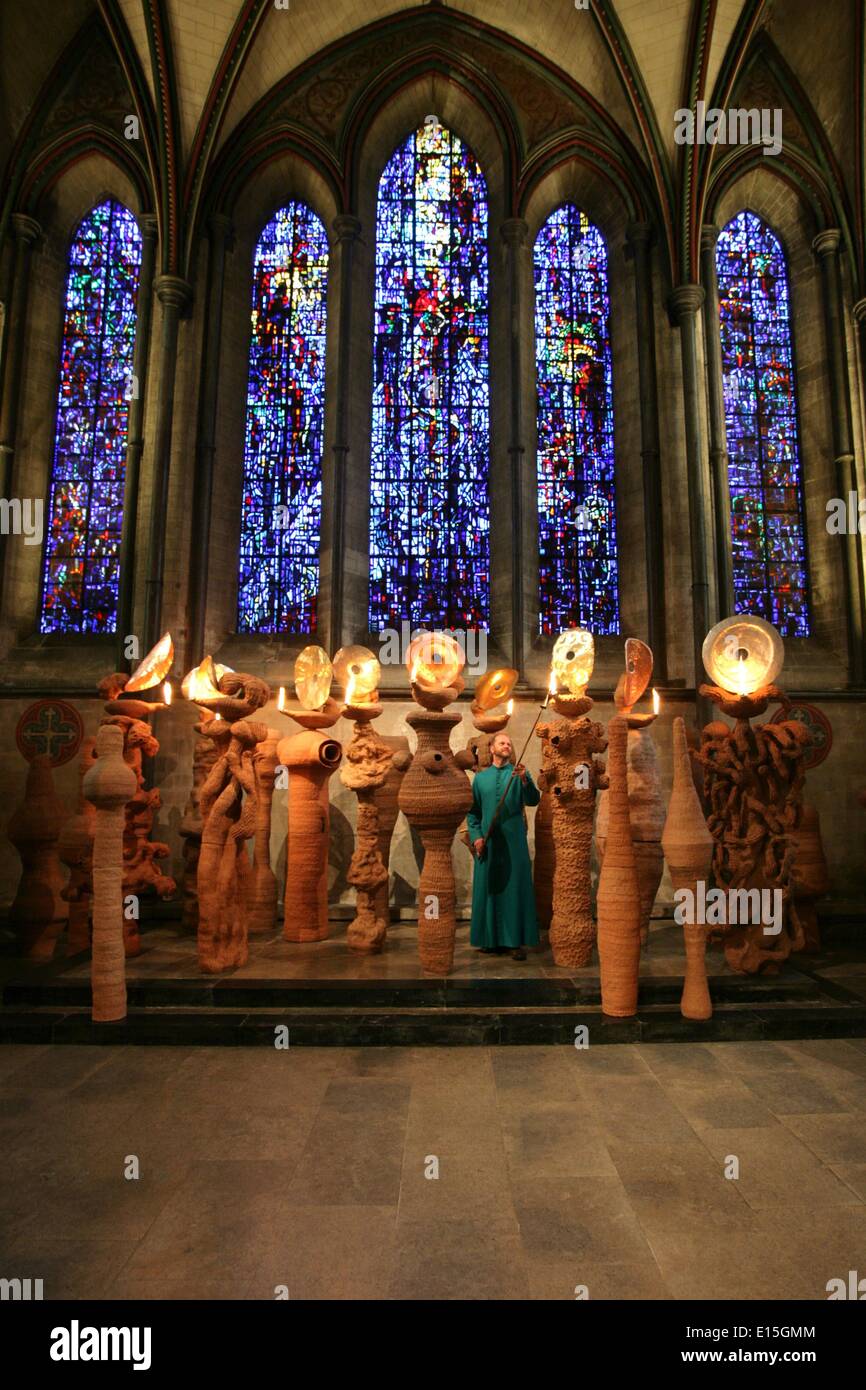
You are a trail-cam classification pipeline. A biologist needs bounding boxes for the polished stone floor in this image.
[2,1038,866,1299]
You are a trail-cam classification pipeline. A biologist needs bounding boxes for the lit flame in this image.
[409,658,421,686]
[213,712,222,723]
[506,698,514,718]
[182,657,221,704]
[163,681,172,706]
[278,686,286,712]
[652,688,660,716]
[737,660,749,698]
[345,671,358,707]
[548,671,557,696]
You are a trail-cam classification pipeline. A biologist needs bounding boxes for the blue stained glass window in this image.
[40,199,141,633]
[369,120,490,630]
[534,205,619,635]
[237,202,329,633]
[716,211,810,636]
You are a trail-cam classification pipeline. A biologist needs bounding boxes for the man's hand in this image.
[473,838,485,858]
[516,763,527,784]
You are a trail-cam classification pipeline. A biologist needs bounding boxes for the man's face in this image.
[491,734,513,761]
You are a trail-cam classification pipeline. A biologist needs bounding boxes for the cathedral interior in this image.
[1,0,866,1318]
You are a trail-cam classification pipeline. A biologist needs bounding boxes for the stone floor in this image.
[2,1038,866,1299]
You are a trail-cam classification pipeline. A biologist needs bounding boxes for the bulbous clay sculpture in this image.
[662,717,714,1020]
[179,713,219,932]
[536,697,607,967]
[399,709,473,976]
[249,729,281,935]
[84,724,137,1022]
[7,755,69,961]
[596,715,642,1017]
[58,737,97,954]
[597,725,665,947]
[278,729,342,942]
[196,673,270,973]
[533,787,555,932]
[341,717,410,953]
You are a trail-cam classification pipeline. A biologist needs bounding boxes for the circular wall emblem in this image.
[769,701,832,770]
[15,699,84,767]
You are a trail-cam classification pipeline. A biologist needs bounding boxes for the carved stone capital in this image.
[500,217,530,249]
[812,228,841,259]
[668,283,705,322]
[154,274,192,314]
[332,214,362,245]
[11,213,42,248]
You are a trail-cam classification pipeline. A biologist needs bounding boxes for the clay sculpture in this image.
[663,716,714,1020]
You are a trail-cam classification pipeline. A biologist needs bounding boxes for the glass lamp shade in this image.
[294,645,334,710]
[552,628,595,695]
[702,614,784,695]
[332,645,380,700]
[474,667,518,711]
[126,632,174,692]
[622,638,653,707]
[406,631,465,687]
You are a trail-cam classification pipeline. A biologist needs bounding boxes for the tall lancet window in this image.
[237,202,329,633]
[534,205,619,635]
[716,211,810,636]
[40,199,141,633]
[370,120,490,630]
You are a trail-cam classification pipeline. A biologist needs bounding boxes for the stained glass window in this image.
[716,211,810,636]
[237,202,328,632]
[40,199,141,633]
[534,205,619,635]
[369,120,490,630]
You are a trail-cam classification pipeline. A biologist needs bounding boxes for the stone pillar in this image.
[700,224,734,619]
[626,223,668,679]
[116,214,157,663]
[814,230,865,685]
[851,295,866,659]
[142,273,193,652]
[322,213,362,653]
[669,283,713,724]
[0,214,41,613]
[187,214,233,665]
[501,217,530,674]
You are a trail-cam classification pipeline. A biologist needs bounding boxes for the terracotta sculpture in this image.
[596,641,664,947]
[341,701,410,953]
[7,755,68,961]
[697,616,811,974]
[178,711,219,932]
[249,729,281,935]
[83,723,137,1022]
[533,788,555,932]
[663,716,714,1020]
[99,642,176,955]
[58,736,97,954]
[790,802,830,953]
[537,698,608,967]
[596,714,642,1017]
[278,728,342,942]
[193,670,271,973]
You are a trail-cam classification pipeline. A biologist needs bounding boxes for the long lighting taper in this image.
[477,676,551,857]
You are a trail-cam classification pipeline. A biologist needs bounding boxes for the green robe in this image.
[467,761,541,949]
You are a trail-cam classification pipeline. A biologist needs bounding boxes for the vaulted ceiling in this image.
[1,0,862,289]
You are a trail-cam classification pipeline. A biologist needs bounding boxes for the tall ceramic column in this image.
[501,217,530,674]
[627,223,668,679]
[143,274,193,652]
[116,214,157,664]
[322,214,362,653]
[84,724,137,1023]
[0,213,41,613]
[187,214,233,664]
[700,225,734,619]
[669,284,714,725]
[813,230,866,685]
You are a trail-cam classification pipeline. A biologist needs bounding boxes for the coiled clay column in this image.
[279,730,342,942]
[58,737,97,953]
[398,711,472,977]
[84,724,137,1022]
[662,717,713,1020]
[341,720,410,953]
[597,715,642,1017]
[533,790,555,933]
[249,730,281,935]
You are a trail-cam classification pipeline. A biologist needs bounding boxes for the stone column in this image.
[142,273,192,652]
[322,213,362,653]
[626,223,668,679]
[814,230,865,685]
[700,224,734,619]
[501,217,530,674]
[852,295,866,657]
[0,214,41,613]
[116,214,157,663]
[669,283,714,724]
[187,214,233,664]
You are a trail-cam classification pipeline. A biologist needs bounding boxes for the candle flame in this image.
[345,671,358,707]
[652,687,660,716]
[409,657,421,686]
[548,671,557,695]
[278,686,286,711]
[506,698,513,717]
[213,712,222,722]
[737,660,749,698]
[163,681,172,706]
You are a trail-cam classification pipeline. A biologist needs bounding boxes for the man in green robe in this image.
[468,732,541,960]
